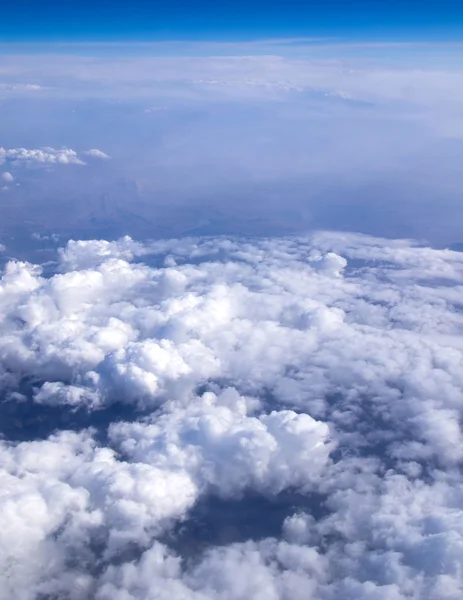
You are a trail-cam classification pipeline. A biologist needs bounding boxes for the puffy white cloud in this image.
[0,146,85,166]
[0,429,198,599]
[0,146,110,169]
[58,236,145,270]
[109,388,331,497]
[1,171,14,182]
[1,231,463,598]
[96,538,327,600]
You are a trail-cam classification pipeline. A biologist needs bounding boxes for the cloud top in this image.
[1,231,463,598]
[83,149,111,159]
[0,146,110,168]
[1,171,14,182]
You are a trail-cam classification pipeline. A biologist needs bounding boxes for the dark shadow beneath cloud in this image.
[0,389,146,444]
[164,490,328,558]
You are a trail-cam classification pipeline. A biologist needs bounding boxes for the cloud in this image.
[0,146,110,168]
[96,538,326,600]
[0,82,41,95]
[109,390,331,497]
[0,146,85,166]
[1,45,463,249]
[2,48,463,111]
[83,149,111,159]
[31,232,60,242]
[1,171,14,182]
[0,41,462,596]
[1,231,463,598]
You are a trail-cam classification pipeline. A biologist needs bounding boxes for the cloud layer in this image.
[1,231,463,599]
[1,44,463,247]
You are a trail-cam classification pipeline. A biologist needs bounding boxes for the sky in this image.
[4,0,463,42]
[2,2,463,600]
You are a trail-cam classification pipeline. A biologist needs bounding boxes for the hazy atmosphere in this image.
[1,2,463,599]
[2,42,463,258]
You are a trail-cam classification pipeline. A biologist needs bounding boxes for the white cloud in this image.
[83,148,111,159]
[0,146,110,169]
[59,236,145,270]
[0,83,41,90]
[0,146,85,166]
[31,232,60,242]
[1,171,14,182]
[96,539,326,600]
[3,49,463,111]
[1,231,463,597]
[109,388,331,496]
[0,429,198,599]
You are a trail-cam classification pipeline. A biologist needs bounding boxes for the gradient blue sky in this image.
[4,0,463,42]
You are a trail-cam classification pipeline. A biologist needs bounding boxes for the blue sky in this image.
[4,0,463,42]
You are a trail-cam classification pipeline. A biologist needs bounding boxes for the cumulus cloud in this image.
[1,231,463,598]
[0,146,110,169]
[0,146,85,166]
[1,171,14,182]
